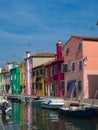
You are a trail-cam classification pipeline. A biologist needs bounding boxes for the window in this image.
[61,63,64,73]
[32,70,35,76]
[60,81,65,90]
[67,82,69,91]
[66,48,70,55]
[62,64,68,72]
[32,83,34,89]
[78,60,82,70]
[36,70,39,76]
[72,62,75,71]
[39,83,42,89]
[45,69,48,78]
[78,43,82,50]
[54,65,57,74]
[78,81,82,91]
[40,68,43,75]
[50,67,53,76]
[14,74,16,80]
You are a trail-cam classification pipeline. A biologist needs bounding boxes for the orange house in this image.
[63,35,98,99]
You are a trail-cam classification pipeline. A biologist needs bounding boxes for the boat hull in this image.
[58,107,96,118]
[41,104,63,110]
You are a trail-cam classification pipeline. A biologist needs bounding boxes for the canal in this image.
[1,102,98,130]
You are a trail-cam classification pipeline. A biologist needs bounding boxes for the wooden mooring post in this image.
[0,114,5,130]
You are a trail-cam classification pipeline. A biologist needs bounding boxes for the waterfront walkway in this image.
[1,93,98,107]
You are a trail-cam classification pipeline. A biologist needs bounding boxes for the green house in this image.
[10,63,21,94]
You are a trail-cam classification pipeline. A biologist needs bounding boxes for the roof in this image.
[32,52,56,57]
[32,58,64,69]
[64,35,98,47]
[32,59,56,69]
[0,69,8,74]
[25,52,56,60]
[72,35,98,41]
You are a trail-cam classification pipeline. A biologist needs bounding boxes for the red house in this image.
[44,41,64,97]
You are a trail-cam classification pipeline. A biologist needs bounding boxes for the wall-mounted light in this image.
[83,56,88,62]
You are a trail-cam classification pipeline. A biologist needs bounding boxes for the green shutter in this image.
[60,81,65,90]
[39,83,42,89]
[78,81,82,91]
[36,83,39,90]
[79,61,82,70]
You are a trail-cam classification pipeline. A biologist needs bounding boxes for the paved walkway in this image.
[70,98,98,108]
[2,93,98,107]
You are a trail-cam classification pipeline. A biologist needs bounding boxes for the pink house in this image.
[63,35,98,99]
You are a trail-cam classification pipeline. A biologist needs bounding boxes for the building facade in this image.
[63,35,98,99]
[44,41,64,97]
[32,64,45,96]
[10,63,21,94]
[20,61,26,94]
[25,51,56,96]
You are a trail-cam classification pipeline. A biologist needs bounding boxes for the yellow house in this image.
[32,64,45,96]
[20,61,26,94]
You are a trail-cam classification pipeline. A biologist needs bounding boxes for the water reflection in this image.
[2,102,98,130]
[59,115,98,130]
[26,105,33,130]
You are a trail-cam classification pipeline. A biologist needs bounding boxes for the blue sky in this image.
[0,0,98,67]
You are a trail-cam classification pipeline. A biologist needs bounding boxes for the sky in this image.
[0,0,98,67]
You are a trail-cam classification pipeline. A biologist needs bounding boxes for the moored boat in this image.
[41,98,66,110]
[32,99,47,106]
[58,101,96,118]
[0,96,12,114]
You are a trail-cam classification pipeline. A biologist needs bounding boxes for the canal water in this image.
[1,102,98,130]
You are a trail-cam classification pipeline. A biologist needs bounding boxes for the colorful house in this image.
[63,35,98,99]
[44,41,64,97]
[10,63,21,94]
[0,63,14,94]
[6,62,14,93]
[25,51,32,95]
[44,60,55,96]
[25,51,56,96]
[20,61,26,94]
[0,68,8,94]
[32,64,45,96]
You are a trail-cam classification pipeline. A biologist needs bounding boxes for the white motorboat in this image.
[41,98,66,110]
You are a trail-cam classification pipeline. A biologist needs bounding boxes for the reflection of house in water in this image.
[26,104,33,130]
[11,103,21,124]
[20,103,33,130]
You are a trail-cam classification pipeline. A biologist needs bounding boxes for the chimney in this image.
[26,50,31,58]
[0,68,2,73]
[26,50,32,95]
[56,40,62,60]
